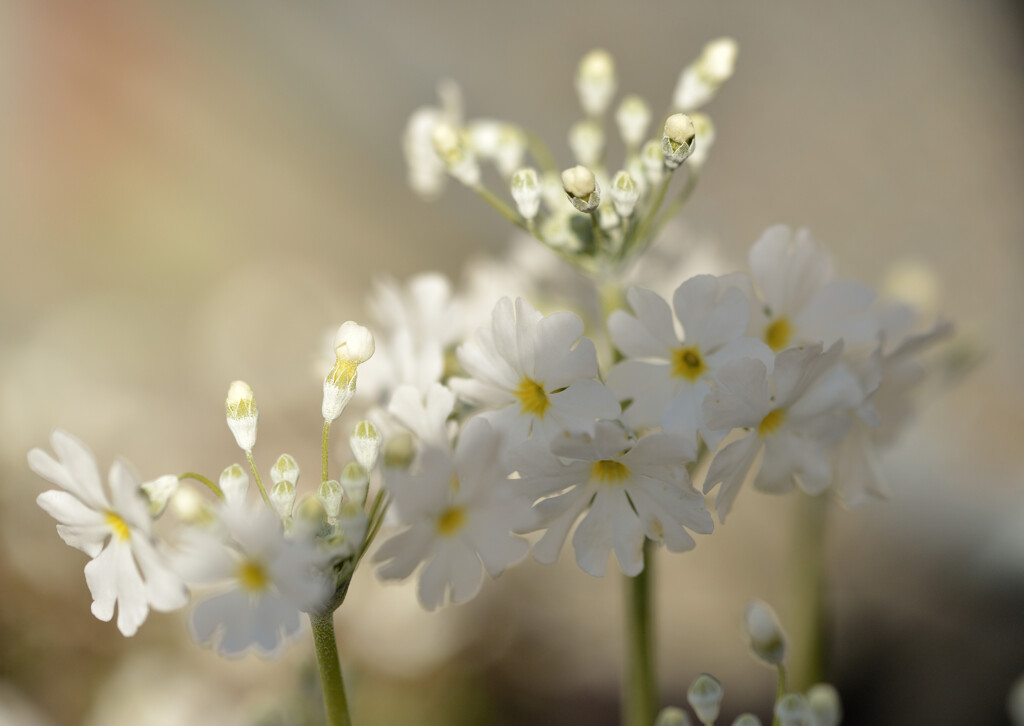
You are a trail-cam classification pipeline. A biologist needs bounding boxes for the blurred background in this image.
[2,1,1024,724]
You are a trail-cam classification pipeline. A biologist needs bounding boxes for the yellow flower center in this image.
[516,377,550,418]
[671,345,708,383]
[105,511,130,541]
[436,506,467,537]
[237,559,270,592]
[758,408,786,436]
[591,459,630,485]
[764,317,793,352]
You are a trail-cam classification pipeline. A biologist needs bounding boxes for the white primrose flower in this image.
[27,430,188,636]
[374,418,533,610]
[387,382,458,449]
[449,297,620,452]
[513,422,713,577]
[606,277,773,451]
[701,342,861,520]
[175,502,331,657]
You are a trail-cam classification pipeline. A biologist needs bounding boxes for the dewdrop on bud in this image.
[334,321,375,364]
[642,139,665,184]
[340,461,369,506]
[687,112,716,168]
[270,453,300,486]
[219,464,250,505]
[616,95,651,148]
[774,694,810,726]
[270,480,296,520]
[806,685,841,726]
[655,706,693,726]
[140,475,179,517]
[687,674,723,725]
[318,479,343,520]
[350,420,382,472]
[431,121,480,186]
[510,168,542,219]
[561,165,601,213]
[569,120,605,167]
[662,114,696,169]
[575,49,616,116]
[610,171,640,217]
[732,716,762,726]
[745,600,787,665]
[225,380,258,452]
[383,432,415,471]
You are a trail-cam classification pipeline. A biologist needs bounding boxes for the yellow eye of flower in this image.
[764,317,793,352]
[591,459,630,484]
[436,506,467,536]
[516,377,550,417]
[237,559,270,592]
[671,346,708,382]
[105,511,130,541]
[758,408,786,436]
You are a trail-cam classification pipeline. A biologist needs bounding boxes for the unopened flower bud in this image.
[662,114,696,169]
[219,464,249,505]
[687,674,723,725]
[699,38,739,84]
[511,168,542,219]
[616,95,652,148]
[561,165,600,213]
[169,487,215,526]
[340,461,369,505]
[323,360,357,422]
[296,493,326,527]
[673,37,739,111]
[383,432,415,470]
[744,600,787,665]
[575,49,616,116]
[495,125,526,177]
[225,380,258,452]
[655,706,693,726]
[687,112,716,168]
[431,122,480,186]
[270,453,300,486]
[732,716,762,726]
[642,139,665,184]
[610,171,640,217]
[806,684,841,726]
[334,321,375,364]
[318,479,343,520]
[270,480,296,520]
[569,120,605,167]
[775,693,810,726]
[350,420,382,472]
[140,475,179,517]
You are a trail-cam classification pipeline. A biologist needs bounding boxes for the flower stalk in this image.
[310,611,353,726]
[792,494,829,690]
[624,538,657,726]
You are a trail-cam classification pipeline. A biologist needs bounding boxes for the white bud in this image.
[510,168,542,219]
[732,716,762,726]
[295,492,326,527]
[168,486,215,526]
[323,360,357,422]
[806,684,841,726]
[349,420,382,472]
[225,380,258,452]
[616,95,652,148]
[495,125,526,177]
[655,706,693,726]
[610,170,640,217]
[383,432,415,471]
[270,480,296,520]
[270,453,299,486]
[673,37,739,111]
[575,49,616,116]
[569,119,605,167]
[140,475,179,517]
[318,479,343,520]
[775,693,811,726]
[744,600,787,665]
[699,38,739,83]
[561,165,600,213]
[597,203,619,232]
[662,113,696,169]
[333,321,375,363]
[219,464,250,505]
[340,461,369,506]
[431,121,480,186]
[687,112,716,168]
[687,674,724,725]
[642,140,665,184]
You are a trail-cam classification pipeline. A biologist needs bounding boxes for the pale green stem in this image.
[623,538,657,726]
[178,472,224,499]
[648,169,700,240]
[623,173,672,261]
[792,494,829,690]
[322,419,331,483]
[524,129,558,173]
[310,612,353,726]
[245,450,271,506]
[772,664,788,726]
[473,184,529,230]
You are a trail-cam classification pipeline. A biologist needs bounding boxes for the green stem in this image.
[623,538,657,726]
[524,129,558,173]
[648,169,699,241]
[310,612,353,726]
[792,494,829,690]
[178,472,224,499]
[322,419,332,483]
[623,174,672,261]
[245,450,271,506]
[772,664,788,726]
[473,184,529,230]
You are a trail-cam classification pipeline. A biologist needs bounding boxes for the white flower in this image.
[607,278,772,451]
[27,430,187,636]
[175,503,330,657]
[402,80,463,198]
[387,382,458,449]
[672,38,738,112]
[575,49,617,117]
[374,418,532,610]
[450,297,619,452]
[514,422,713,577]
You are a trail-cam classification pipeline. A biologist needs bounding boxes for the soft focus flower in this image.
[744,599,787,665]
[402,80,463,198]
[673,37,739,112]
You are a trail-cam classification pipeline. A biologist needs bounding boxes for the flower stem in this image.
[178,472,224,499]
[473,184,529,231]
[322,419,332,483]
[792,494,829,690]
[623,538,657,726]
[772,663,788,726]
[245,450,271,506]
[310,612,353,726]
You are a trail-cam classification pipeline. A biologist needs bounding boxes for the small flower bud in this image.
[561,165,601,213]
[140,475,179,517]
[744,600,787,665]
[431,121,480,186]
[610,170,640,217]
[383,432,415,470]
[270,453,300,486]
[350,420,382,472]
[225,380,258,452]
[806,684,841,726]
[673,37,739,111]
[318,479,343,520]
[296,493,326,527]
[575,49,616,116]
[732,716,762,726]
[774,693,810,726]
[569,120,605,167]
[219,464,249,505]
[169,486,215,526]
[323,360,357,422]
[642,139,665,184]
[340,461,369,505]
[270,480,296,520]
[662,114,696,169]
[334,321,375,364]
[700,38,739,84]
[510,168,542,219]
[687,112,716,168]
[616,95,652,148]
[655,706,693,726]
[495,125,526,177]
[687,674,724,725]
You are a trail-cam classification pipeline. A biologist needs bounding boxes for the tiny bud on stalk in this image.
[616,95,652,148]
[655,706,693,726]
[744,599,787,665]
[141,475,179,517]
[662,113,696,169]
[270,453,300,486]
[561,165,601,213]
[687,674,724,725]
[610,170,640,217]
[510,168,542,219]
[575,49,616,116]
[350,420,382,472]
[219,464,250,505]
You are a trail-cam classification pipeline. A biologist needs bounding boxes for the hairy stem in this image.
[792,494,829,690]
[322,419,332,483]
[245,450,271,506]
[623,538,657,726]
[178,472,224,499]
[310,612,353,726]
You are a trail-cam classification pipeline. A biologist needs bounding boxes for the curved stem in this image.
[178,472,224,499]
[310,612,353,726]
[524,129,558,173]
[623,538,657,726]
[473,184,529,230]
[322,419,332,483]
[792,494,829,690]
[245,450,271,506]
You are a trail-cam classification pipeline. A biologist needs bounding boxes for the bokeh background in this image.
[2,1,1024,724]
